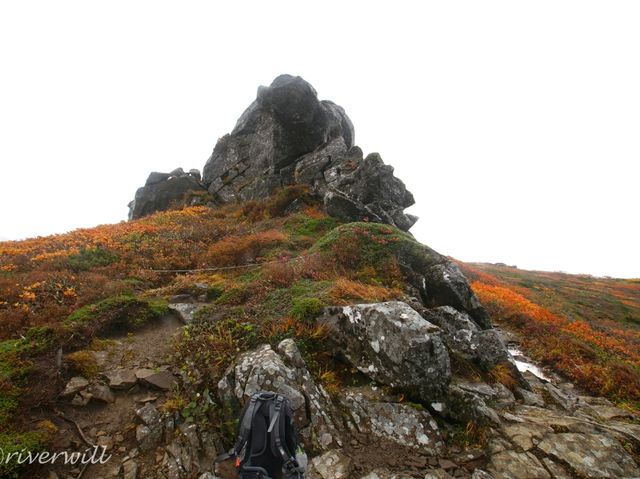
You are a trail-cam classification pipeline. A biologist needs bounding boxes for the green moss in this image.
[67,246,118,271]
[0,431,46,478]
[311,222,441,276]
[286,214,340,239]
[65,295,168,333]
[215,285,251,306]
[290,297,326,321]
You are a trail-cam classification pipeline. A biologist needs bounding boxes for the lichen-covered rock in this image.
[443,385,501,426]
[421,306,516,373]
[340,386,444,455]
[217,339,341,450]
[400,254,490,329]
[135,402,164,452]
[318,301,451,401]
[307,450,353,479]
[487,450,550,479]
[537,432,640,478]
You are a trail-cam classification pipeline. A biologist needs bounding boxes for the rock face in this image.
[129,168,206,220]
[340,386,444,455]
[318,301,451,400]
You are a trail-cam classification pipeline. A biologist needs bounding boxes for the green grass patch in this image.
[67,246,118,271]
[290,297,326,321]
[65,295,168,336]
[0,431,46,478]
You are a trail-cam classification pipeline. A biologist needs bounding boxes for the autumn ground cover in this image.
[458,262,640,410]
[0,187,413,475]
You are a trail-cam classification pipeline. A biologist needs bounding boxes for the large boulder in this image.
[202,74,352,203]
[317,301,451,400]
[217,339,341,451]
[129,171,207,220]
[199,74,416,231]
[419,305,520,378]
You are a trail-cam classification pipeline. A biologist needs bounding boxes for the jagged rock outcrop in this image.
[128,168,206,220]
[200,75,415,230]
[318,301,451,400]
[130,74,416,230]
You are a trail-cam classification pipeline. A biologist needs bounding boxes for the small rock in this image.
[106,369,137,390]
[138,370,176,391]
[135,393,159,403]
[122,459,138,479]
[71,390,92,406]
[90,384,115,403]
[61,376,89,397]
[438,459,457,471]
[96,435,114,451]
[168,303,202,324]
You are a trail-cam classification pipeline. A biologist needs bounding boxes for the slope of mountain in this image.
[460,262,640,409]
[1,76,638,479]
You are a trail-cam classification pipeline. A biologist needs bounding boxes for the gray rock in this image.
[422,306,518,373]
[189,169,202,180]
[135,403,164,452]
[169,167,185,177]
[106,369,137,390]
[308,450,353,479]
[318,301,451,400]
[146,172,172,186]
[517,388,545,407]
[61,376,89,397]
[89,384,115,403]
[217,340,341,450]
[537,432,640,478]
[340,386,444,455]
[294,137,348,185]
[487,450,550,479]
[136,369,176,391]
[444,385,501,425]
[196,74,415,231]
[129,175,206,220]
[325,152,416,230]
[168,303,203,324]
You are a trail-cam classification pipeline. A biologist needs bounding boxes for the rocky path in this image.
[44,314,184,479]
[37,308,640,479]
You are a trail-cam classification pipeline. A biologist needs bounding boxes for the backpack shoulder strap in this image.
[215,394,262,463]
[270,395,303,476]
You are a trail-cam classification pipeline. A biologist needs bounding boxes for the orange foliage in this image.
[328,278,401,303]
[471,278,640,404]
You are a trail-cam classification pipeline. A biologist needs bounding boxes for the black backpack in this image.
[217,391,305,479]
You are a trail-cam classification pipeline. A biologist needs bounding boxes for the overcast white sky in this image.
[1,1,638,278]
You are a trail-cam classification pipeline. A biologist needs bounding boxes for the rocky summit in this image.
[129,74,417,231]
[1,77,638,479]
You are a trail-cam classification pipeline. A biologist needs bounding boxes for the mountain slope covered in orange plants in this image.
[458,262,640,409]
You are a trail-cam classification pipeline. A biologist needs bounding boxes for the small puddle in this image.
[508,345,551,381]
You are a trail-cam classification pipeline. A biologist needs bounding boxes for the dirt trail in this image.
[40,314,183,479]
